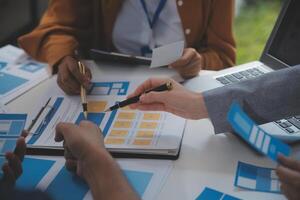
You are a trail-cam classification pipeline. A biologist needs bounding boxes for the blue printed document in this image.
[0,114,27,155]
[26,79,186,158]
[234,161,280,193]
[196,187,241,200]
[0,45,50,104]
[15,157,172,200]
[227,102,291,162]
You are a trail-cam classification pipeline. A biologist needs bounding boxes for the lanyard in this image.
[140,0,167,29]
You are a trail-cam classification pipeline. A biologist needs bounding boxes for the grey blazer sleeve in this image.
[203,65,300,134]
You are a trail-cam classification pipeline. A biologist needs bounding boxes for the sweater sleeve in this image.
[203,65,300,134]
[18,0,94,73]
[200,0,236,70]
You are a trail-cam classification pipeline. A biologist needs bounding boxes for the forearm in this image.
[83,150,139,200]
[203,65,300,134]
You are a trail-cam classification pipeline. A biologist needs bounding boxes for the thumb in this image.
[139,91,169,104]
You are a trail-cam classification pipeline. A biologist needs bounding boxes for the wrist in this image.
[190,92,209,119]
[52,54,76,74]
[81,147,114,182]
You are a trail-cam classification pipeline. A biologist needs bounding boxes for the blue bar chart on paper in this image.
[227,102,291,162]
[234,161,280,193]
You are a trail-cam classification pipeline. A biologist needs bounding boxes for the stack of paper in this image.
[26,79,186,159]
[0,45,51,104]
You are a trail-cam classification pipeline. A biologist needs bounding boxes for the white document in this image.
[0,45,28,64]
[150,41,184,68]
[0,45,51,104]
[0,101,7,113]
[26,79,186,156]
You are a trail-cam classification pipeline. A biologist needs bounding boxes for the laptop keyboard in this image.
[215,67,300,136]
[216,68,265,85]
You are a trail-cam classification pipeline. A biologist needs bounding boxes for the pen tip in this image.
[83,112,88,119]
[104,108,110,112]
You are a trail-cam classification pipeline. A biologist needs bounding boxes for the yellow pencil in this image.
[78,61,88,119]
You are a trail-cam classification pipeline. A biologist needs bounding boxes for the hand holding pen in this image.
[125,78,209,120]
[78,61,88,119]
[105,80,173,112]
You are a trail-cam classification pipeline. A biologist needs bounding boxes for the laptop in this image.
[185,0,300,142]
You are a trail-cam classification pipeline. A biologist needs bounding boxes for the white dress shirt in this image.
[112,0,185,57]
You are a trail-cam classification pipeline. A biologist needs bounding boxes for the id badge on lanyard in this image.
[139,0,167,57]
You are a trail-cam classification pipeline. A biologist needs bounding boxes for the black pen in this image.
[105,81,173,112]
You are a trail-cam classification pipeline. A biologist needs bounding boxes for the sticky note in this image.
[113,121,132,129]
[87,101,107,112]
[150,41,184,68]
[133,139,152,146]
[227,102,291,162]
[235,161,280,193]
[109,130,129,137]
[136,131,155,138]
[139,122,158,129]
[117,112,136,120]
[196,187,241,200]
[105,137,126,145]
[143,113,161,121]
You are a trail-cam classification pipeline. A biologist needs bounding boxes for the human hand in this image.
[1,131,27,188]
[55,121,109,178]
[128,78,208,119]
[56,56,92,95]
[276,154,300,200]
[169,48,203,79]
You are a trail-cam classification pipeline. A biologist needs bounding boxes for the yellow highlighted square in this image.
[109,130,129,137]
[87,101,107,112]
[105,138,125,145]
[121,106,133,111]
[113,121,132,128]
[133,139,152,146]
[143,113,161,120]
[139,122,158,129]
[136,131,154,138]
[117,112,136,120]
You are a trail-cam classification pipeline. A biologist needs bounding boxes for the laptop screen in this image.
[263,0,300,68]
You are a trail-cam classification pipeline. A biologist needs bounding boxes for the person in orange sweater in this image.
[18,0,236,95]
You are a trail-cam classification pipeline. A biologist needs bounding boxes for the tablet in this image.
[90,49,151,65]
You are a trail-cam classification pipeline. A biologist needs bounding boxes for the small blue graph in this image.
[20,62,45,73]
[89,81,130,96]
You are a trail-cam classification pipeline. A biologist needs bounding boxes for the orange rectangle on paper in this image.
[109,130,129,137]
[87,101,107,112]
[139,122,158,129]
[113,121,132,128]
[143,113,161,120]
[117,112,136,120]
[105,138,125,145]
[133,139,152,146]
[136,131,154,138]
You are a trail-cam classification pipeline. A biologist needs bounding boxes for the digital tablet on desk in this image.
[90,49,151,65]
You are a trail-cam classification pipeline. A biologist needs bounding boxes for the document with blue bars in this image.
[227,102,291,162]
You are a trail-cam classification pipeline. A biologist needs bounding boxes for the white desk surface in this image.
[6,61,286,200]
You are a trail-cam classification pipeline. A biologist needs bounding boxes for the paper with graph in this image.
[26,80,186,157]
